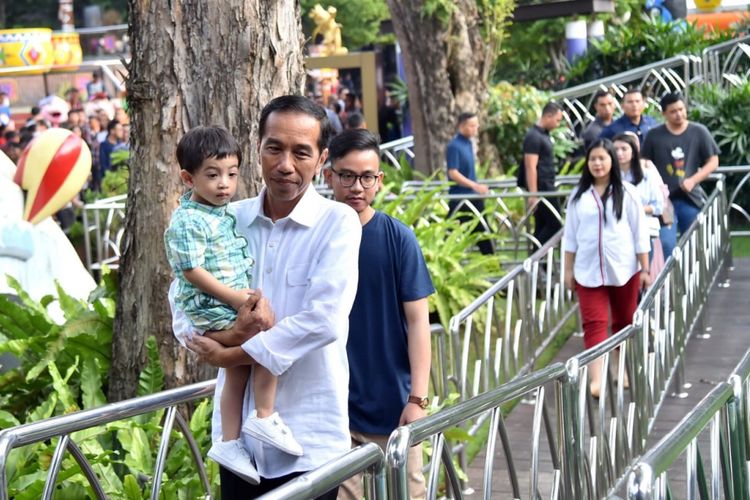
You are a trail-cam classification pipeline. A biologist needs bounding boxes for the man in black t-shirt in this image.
[520,101,564,248]
[641,92,719,258]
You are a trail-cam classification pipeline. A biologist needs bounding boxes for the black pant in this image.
[532,196,561,249]
[220,467,339,499]
[449,199,494,255]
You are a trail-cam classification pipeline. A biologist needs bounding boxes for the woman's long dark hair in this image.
[572,138,624,222]
[612,132,644,185]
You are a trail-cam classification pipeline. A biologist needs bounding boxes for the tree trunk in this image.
[386,0,454,175]
[109,0,305,401]
[387,1,512,174]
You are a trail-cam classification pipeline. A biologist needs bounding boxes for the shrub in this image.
[566,15,733,86]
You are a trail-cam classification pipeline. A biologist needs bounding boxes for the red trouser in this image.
[576,272,640,349]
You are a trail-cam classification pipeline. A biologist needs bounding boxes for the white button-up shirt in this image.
[563,182,650,287]
[171,185,361,478]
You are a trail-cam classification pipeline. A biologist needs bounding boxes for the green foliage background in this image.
[0,273,219,498]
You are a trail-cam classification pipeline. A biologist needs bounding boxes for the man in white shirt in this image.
[174,95,362,498]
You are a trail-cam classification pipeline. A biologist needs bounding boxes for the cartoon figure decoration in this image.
[38,94,70,127]
[309,4,348,57]
[0,131,95,322]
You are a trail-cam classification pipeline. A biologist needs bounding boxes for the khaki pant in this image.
[338,430,425,500]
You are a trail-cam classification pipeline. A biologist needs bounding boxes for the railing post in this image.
[385,426,411,500]
[559,358,586,499]
[627,463,655,500]
[726,374,748,500]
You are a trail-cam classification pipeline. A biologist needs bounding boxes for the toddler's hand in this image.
[229,289,258,311]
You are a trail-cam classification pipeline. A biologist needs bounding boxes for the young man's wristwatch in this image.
[408,395,429,410]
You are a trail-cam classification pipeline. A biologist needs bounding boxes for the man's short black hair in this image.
[258,95,331,153]
[106,119,120,133]
[660,91,685,111]
[345,112,365,130]
[542,101,562,116]
[456,112,477,126]
[592,89,612,105]
[623,87,643,98]
[176,126,242,174]
[328,129,380,165]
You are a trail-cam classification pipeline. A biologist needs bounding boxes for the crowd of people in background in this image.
[0,69,130,195]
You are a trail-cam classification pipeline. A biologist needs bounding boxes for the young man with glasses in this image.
[324,129,434,500]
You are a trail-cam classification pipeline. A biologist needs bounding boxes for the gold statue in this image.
[309,4,348,56]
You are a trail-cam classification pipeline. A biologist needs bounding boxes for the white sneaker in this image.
[207,439,260,484]
[242,411,304,456]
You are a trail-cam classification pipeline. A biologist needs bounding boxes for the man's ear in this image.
[316,148,329,177]
[323,167,333,187]
[179,170,194,188]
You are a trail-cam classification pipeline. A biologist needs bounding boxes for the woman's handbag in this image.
[659,185,674,227]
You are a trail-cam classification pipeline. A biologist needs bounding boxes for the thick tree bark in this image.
[387,1,510,174]
[386,0,454,175]
[109,1,305,401]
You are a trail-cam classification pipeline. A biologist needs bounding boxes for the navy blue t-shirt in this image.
[446,133,476,195]
[347,211,435,435]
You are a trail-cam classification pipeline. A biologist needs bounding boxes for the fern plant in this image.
[0,273,219,498]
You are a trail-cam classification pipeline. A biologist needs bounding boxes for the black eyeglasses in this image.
[330,167,380,189]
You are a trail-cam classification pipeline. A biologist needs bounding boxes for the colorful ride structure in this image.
[0,28,82,76]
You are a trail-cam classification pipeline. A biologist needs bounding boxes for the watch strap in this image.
[408,395,429,409]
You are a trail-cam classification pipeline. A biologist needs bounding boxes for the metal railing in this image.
[81,193,126,273]
[627,348,750,499]
[701,34,750,86]
[0,380,215,500]
[384,178,731,499]
[552,55,698,134]
[258,443,386,500]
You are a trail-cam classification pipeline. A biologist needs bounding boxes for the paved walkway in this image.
[465,258,750,499]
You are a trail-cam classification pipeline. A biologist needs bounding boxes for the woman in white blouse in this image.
[563,139,651,397]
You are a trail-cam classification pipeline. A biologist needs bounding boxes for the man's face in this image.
[111,123,124,141]
[259,111,327,207]
[459,116,479,138]
[594,94,615,121]
[325,149,383,214]
[621,92,645,120]
[663,100,687,128]
[543,110,563,131]
[68,110,82,127]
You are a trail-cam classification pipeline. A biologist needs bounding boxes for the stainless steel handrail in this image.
[259,443,386,500]
[627,347,750,500]
[385,177,731,499]
[0,380,215,500]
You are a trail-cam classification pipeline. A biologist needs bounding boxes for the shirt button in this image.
[266,267,272,274]
[269,241,277,248]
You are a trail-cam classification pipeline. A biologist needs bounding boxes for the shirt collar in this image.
[248,184,321,228]
[179,191,228,216]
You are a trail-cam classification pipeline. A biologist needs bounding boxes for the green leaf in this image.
[81,357,106,409]
[47,360,79,414]
[117,426,153,472]
[0,409,20,428]
[27,395,58,422]
[123,474,143,500]
[138,336,164,396]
